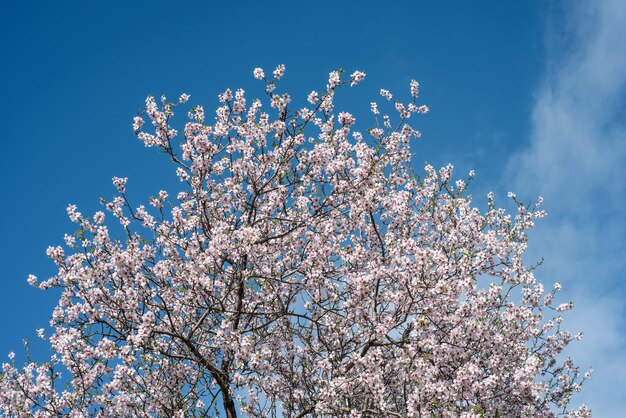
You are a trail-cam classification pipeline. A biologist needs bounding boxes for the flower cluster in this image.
[1,67,589,418]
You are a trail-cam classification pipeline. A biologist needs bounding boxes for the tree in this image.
[1,66,590,417]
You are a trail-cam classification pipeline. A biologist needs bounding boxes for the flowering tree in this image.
[1,66,590,417]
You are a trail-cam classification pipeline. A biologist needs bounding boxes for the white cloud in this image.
[507,0,626,415]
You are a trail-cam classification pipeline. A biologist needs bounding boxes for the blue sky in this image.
[1,1,624,415]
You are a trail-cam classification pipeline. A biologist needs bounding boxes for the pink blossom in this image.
[112,176,127,193]
[27,274,37,286]
[370,102,379,115]
[338,112,355,127]
[328,71,341,89]
[350,70,366,86]
[410,79,419,97]
[253,67,265,80]
[132,116,144,132]
[273,64,285,79]
[1,66,588,418]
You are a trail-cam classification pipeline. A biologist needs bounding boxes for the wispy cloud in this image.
[507,0,626,415]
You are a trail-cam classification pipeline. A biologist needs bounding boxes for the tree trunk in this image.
[223,395,237,418]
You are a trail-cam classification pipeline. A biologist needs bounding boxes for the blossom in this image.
[93,211,105,224]
[27,275,38,286]
[273,64,285,79]
[112,176,127,193]
[66,204,81,222]
[132,116,144,132]
[410,79,419,97]
[1,66,587,418]
[370,102,379,115]
[380,88,393,100]
[328,71,341,89]
[370,128,384,139]
[350,70,366,86]
[253,67,265,80]
[338,112,355,127]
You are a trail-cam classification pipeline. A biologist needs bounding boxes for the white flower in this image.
[410,79,419,97]
[350,70,366,86]
[253,67,265,80]
[273,64,285,79]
